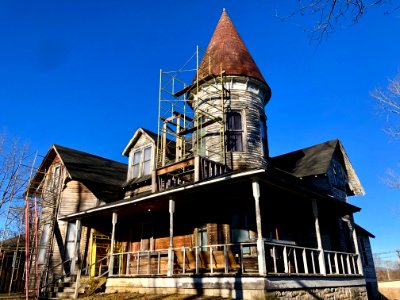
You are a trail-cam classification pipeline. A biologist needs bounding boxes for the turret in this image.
[190,9,271,170]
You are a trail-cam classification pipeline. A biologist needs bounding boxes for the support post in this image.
[151,170,157,193]
[194,156,200,182]
[348,217,364,275]
[73,219,82,299]
[167,199,175,276]
[252,178,266,276]
[109,212,118,276]
[312,200,326,275]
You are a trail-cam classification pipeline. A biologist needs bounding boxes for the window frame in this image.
[259,114,268,158]
[225,111,244,152]
[129,145,153,180]
[64,222,77,261]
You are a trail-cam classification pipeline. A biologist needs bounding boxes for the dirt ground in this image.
[80,292,227,300]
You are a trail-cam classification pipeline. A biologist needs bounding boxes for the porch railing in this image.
[104,242,362,277]
[324,250,360,275]
[110,250,169,276]
[263,242,322,275]
[83,256,109,278]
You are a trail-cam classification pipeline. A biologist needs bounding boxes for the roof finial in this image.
[222,8,226,12]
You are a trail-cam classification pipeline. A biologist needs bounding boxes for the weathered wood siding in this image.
[35,156,98,281]
[192,76,269,171]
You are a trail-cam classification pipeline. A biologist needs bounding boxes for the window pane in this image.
[133,151,142,164]
[226,112,243,152]
[143,147,151,160]
[66,223,76,242]
[38,223,50,264]
[142,161,151,175]
[226,112,242,130]
[233,114,242,130]
[65,222,76,261]
[226,133,243,152]
[132,165,140,178]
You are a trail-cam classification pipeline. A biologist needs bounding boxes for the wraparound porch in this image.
[60,169,365,298]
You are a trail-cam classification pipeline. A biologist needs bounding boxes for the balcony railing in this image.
[105,241,362,277]
[155,156,231,191]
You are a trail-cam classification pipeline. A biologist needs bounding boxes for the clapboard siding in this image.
[36,156,99,281]
[192,76,269,171]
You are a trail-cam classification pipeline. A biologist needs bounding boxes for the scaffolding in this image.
[26,159,65,298]
[0,150,65,300]
[156,47,228,187]
[0,152,39,298]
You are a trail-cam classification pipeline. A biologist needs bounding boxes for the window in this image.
[38,223,50,265]
[197,225,208,251]
[50,164,61,189]
[64,222,77,261]
[226,111,243,152]
[359,238,369,266]
[260,116,269,157]
[130,146,152,179]
[140,223,153,251]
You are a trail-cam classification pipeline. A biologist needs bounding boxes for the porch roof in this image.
[59,167,360,225]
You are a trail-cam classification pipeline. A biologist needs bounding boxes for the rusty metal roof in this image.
[197,9,268,87]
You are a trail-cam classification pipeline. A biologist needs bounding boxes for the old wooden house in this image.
[27,9,378,300]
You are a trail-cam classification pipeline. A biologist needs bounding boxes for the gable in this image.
[28,144,127,201]
[122,128,157,157]
[272,139,364,196]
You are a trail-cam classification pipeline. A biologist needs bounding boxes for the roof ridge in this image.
[53,144,126,166]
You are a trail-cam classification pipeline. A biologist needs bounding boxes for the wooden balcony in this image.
[154,155,231,191]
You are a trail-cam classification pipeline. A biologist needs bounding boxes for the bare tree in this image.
[372,72,400,137]
[0,132,32,229]
[371,72,400,188]
[278,0,398,41]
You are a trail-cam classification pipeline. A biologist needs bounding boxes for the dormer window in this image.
[130,146,152,179]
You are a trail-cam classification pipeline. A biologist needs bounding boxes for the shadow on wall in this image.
[186,275,244,299]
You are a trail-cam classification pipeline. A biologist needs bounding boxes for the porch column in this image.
[109,212,118,276]
[312,200,326,275]
[167,199,175,276]
[71,218,82,275]
[348,217,364,275]
[252,178,267,276]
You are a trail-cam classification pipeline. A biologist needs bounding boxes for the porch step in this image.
[40,276,87,299]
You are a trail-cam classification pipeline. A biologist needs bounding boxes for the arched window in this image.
[226,111,243,152]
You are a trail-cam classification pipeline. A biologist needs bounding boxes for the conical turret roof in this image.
[197,9,268,88]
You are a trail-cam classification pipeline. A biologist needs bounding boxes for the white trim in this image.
[128,145,153,181]
[61,169,265,220]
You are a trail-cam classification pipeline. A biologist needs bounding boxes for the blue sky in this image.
[0,1,399,258]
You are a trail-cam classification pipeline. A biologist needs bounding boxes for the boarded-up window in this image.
[226,112,243,152]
